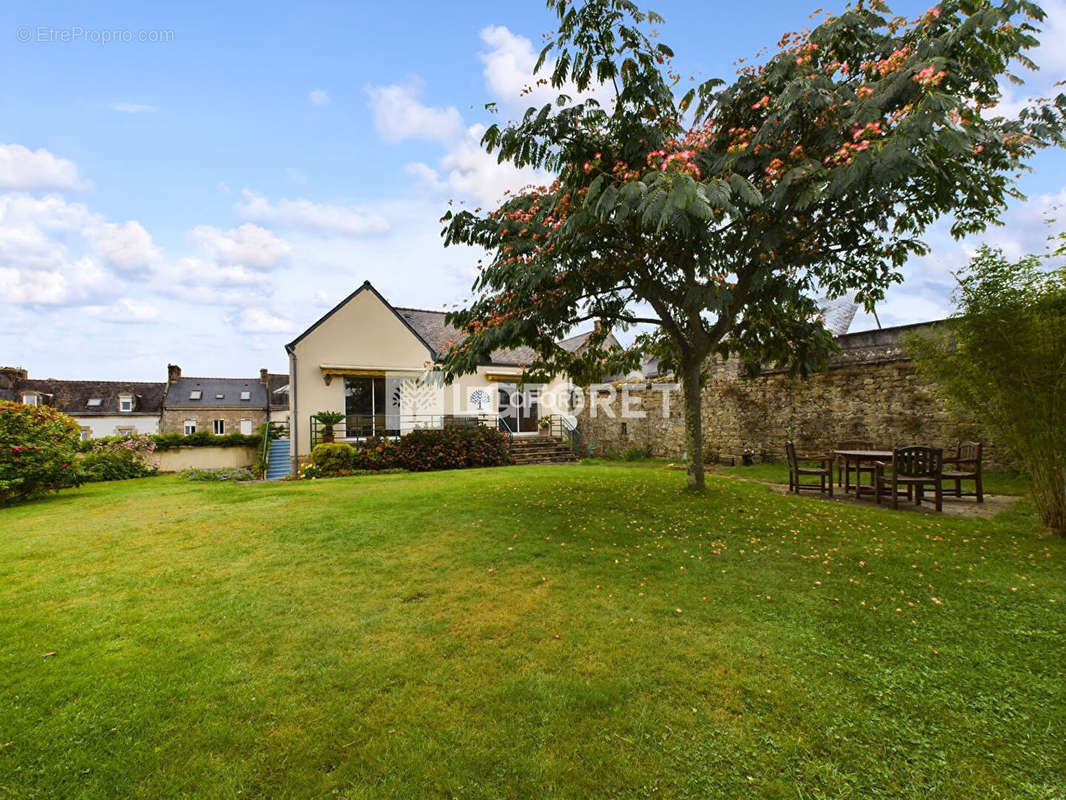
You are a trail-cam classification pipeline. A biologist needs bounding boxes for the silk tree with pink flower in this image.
[440,0,1065,490]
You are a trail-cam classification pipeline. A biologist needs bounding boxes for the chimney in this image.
[0,366,28,381]
[260,368,269,385]
[167,364,181,382]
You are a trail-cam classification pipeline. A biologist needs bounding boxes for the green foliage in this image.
[907,241,1066,534]
[351,436,400,471]
[82,431,261,452]
[0,401,82,506]
[440,0,1065,490]
[397,426,512,472]
[178,467,254,482]
[80,434,158,483]
[311,442,355,475]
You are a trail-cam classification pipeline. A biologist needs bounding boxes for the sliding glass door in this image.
[344,376,398,437]
[497,383,540,434]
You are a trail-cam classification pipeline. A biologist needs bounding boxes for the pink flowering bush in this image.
[80,433,158,483]
[0,401,82,506]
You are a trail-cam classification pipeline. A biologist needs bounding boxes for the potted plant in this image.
[538,417,552,437]
[313,411,345,443]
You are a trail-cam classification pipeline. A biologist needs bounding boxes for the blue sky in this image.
[2,0,1064,380]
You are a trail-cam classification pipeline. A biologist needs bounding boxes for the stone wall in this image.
[576,321,1010,468]
[161,408,267,435]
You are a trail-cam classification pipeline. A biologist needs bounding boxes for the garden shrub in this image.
[351,436,400,470]
[178,467,254,481]
[311,442,354,475]
[80,434,158,482]
[0,401,82,506]
[397,425,511,472]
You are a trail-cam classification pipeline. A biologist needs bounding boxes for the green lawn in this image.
[1,466,1063,799]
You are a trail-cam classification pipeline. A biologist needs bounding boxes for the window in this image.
[116,426,135,437]
[118,394,133,413]
[79,427,92,441]
[621,422,628,436]
[189,390,202,400]
[240,391,251,401]
[21,393,38,406]
[213,419,225,435]
[239,419,253,435]
[183,420,196,435]
[215,393,225,400]
[86,398,102,408]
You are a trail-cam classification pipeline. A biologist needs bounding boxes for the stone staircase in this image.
[265,439,292,480]
[510,435,578,465]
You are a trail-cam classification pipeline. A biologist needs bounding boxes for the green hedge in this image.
[397,426,511,472]
[305,426,511,478]
[80,431,261,452]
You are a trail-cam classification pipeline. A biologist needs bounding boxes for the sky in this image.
[2,0,1064,381]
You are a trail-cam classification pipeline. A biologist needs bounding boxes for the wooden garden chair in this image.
[942,441,984,503]
[786,441,833,496]
[874,446,944,512]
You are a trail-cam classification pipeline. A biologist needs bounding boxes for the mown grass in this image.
[1,466,1063,799]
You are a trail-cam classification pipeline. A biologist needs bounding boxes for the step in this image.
[265,439,292,479]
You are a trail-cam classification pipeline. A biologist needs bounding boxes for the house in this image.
[285,281,607,468]
[0,366,164,439]
[161,365,289,436]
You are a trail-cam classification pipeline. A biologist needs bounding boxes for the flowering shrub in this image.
[311,443,354,474]
[397,426,511,472]
[351,436,400,470]
[80,434,158,482]
[0,401,82,506]
[178,467,254,482]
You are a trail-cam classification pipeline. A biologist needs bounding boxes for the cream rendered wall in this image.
[71,414,159,439]
[155,445,257,472]
[289,288,433,458]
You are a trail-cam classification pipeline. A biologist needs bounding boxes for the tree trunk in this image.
[682,357,705,491]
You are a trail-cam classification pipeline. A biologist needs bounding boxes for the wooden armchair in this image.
[836,438,876,489]
[786,441,834,496]
[942,441,984,503]
[874,446,944,512]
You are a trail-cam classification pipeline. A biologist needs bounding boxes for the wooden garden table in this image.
[833,449,893,496]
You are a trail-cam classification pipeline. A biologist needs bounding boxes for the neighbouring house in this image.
[161,365,289,437]
[285,281,614,468]
[0,366,164,439]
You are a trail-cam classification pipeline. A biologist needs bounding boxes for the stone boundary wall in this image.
[576,321,1011,469]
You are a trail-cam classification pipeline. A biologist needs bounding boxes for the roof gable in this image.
[286,281,437,358]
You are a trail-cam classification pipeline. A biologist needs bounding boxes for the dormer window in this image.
[21,392,38,406]
[240,391,251,401]
[189,390,202,400]
[118,394,133,413]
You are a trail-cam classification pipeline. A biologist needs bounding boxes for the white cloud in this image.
[0,144,85,191]
[189,222,291,270]
[84,297,161,322]
[237,308,297,333]
[309,89,330,107]
[236,189,390,236]
[110,102,158,114]
[478,25,615,112]
[88,220,160,273]
[365,81,466,143]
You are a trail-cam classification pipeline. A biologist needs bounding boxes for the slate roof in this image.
[393,307,540,367]
[164,377,268,408]
[14,379,165,415]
